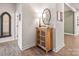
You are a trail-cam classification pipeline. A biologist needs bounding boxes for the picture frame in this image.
[57,11,63,21]
[19,14,21,21]
[77,16,79,26]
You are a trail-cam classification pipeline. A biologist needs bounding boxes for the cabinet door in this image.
[40,41,45,47]
[40,36,45,42]
[40,30,45,36]
[46,29,52,50]
[0,17,1,36]
[36,28,40,45]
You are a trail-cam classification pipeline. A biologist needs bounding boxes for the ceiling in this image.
[64,4,71,11]
[69,3,79,11]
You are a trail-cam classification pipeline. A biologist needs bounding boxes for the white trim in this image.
[0,37,15,43]
[74,33,79,36]
[74,12,76,36]
[65,3,76,12]
[64,32,79,36]
[53,43,65,52]
[53,48,56,52]
[21,44,35,51]
[64,32,74,35]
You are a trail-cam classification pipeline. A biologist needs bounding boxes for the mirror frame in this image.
[42,8,51,25]
[0,12,11,37]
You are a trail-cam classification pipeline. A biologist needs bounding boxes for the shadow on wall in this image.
[22,4,38,50]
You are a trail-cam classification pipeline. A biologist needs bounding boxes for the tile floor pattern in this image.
[0,35,79,56]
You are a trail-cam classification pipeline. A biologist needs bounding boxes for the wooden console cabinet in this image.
[36,27,53,54]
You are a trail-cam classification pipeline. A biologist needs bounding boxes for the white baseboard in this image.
[64,32,79,36]
[22,44,35,51]
[53,43,65,52]
[64,32,74,35]
[0,37,15,43]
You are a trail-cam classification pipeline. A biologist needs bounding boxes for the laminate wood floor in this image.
[0,35,79,56]
[22,35,79,56]
[0,40,21,56]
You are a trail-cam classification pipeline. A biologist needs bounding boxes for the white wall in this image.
[21,3,57,50]
[22,4,36,50]
[54,3,64,52]
[0,3,16,43]
[74,12,79,35]
[16,4,22,50]
[74,12,78,35]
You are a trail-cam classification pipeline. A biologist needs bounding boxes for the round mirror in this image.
[42,8,51,25]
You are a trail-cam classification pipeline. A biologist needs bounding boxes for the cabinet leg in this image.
[45,50,48,55]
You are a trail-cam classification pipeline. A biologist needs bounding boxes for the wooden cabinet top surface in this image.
[36,27,53,30]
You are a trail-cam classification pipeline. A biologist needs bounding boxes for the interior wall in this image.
[22,3,57,50]
[0,18,1,35]
[0,3,16,42]
[74,12,79,35]
[64,11,74,34]
[16,4,22,50]
[55,3,64,52]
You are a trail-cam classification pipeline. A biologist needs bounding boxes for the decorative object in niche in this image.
[57,11,63,21]
[42,8,51,25]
